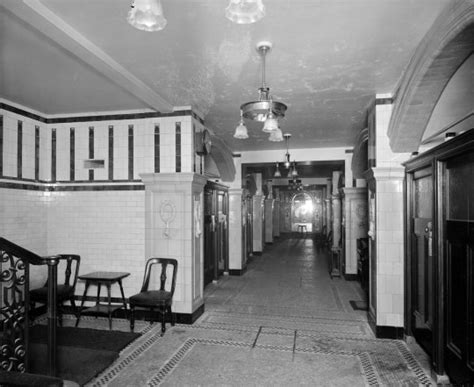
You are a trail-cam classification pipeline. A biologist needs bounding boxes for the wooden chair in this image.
[30,254,80,325]
[129,258,178,336]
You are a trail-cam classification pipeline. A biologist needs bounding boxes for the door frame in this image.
[404,130,474,378]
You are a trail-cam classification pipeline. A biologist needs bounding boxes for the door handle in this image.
[425,221,433,257]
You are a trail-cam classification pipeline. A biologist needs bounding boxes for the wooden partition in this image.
[404,130,474,384]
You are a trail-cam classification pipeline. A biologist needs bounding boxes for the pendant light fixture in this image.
[268,128,283,142]
[234,41,287,140]
[283,133,291,168]
[225,0,265,24]
[273,162,281,178]
[233,110,249,139]
[127,0,167,32]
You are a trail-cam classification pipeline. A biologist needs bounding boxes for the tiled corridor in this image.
[61,236,433,386]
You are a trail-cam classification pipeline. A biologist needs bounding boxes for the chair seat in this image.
[129,290,172,307]
[30,284,74,301]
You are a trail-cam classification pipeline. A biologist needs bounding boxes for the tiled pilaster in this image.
[371,167,405,327]
[141,173,207,316]
[228,188,244,272]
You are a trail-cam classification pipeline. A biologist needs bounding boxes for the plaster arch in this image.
[206,134,236,182]
[388,0,474,152]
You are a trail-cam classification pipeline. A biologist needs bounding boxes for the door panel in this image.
[444,152,474,384]
[411,173,433,355]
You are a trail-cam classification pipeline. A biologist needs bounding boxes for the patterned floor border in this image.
[144,337,381,387]
[86,322,432,387]
[89,324,164,387]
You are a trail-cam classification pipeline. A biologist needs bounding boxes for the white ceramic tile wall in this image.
[0,105,203,313]
[3,114,18,178]
[371,97,411,328]
[46,190,146,299]
[56,125,70,181]
[22,121,35,180]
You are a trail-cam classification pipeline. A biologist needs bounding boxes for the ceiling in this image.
[0,0,450,155]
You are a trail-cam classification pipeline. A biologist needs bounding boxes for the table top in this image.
[78,271,130,281]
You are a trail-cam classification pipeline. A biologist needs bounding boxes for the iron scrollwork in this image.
[0,250,27,373]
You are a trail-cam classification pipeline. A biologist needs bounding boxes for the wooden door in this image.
[216,190,228,276]
[203,186,216,287]
[410,170,434,356]
[444,152,474,384]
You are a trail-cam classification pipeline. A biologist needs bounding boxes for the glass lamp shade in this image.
[291,162,299,178]
[284,153,291,169]
[233,121,249,139]
[269,128,283,142]
[127,0,167,32]
[262,112,279,133]
[273,163,281,178]
[225,0,265,24]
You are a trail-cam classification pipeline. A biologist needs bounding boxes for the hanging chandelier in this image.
[225,0,265,24]
[234,41,287,140]
[127,0,167,32]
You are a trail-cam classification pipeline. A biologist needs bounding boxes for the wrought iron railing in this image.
[0,237,60,377]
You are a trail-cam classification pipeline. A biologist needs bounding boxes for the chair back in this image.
[42,254,80,289]
[60,254,80,288]
[141,258,178,296]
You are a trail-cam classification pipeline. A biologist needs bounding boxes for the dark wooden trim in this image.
[434,159,445,374]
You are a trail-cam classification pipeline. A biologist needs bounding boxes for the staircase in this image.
[0,238,65,386]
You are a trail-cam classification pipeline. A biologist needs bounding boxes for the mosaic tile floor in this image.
[56,237,434,386]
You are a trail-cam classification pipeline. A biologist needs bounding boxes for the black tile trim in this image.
[375,97,393,105]
[374,325,405,339]
[17,120,22,179]
[68,299,204,324]
[128,124,134,180]
[108,125,113,180]
[70,128,75,181]
[0,180,144,191]
[88,126,94,181]
[175,122,181,173]
[344,274,358,281]
[154,124,160,173]
[51,128,56,182]
[229,267,247,276]
[35,126,40,181]
[0,115,3,177]
[367,309,404,339]
[0,102,204,124]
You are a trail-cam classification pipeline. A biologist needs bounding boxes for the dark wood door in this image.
[203,187,216,287]
[444,152,474,384]
[411,171,434,356]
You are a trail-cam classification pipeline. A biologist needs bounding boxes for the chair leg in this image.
[168,305,175,326]
[70,297,79,319]
[130,306,135,332]
[160,308,166,336]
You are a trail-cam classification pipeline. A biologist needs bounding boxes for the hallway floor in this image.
[60,236,433,386]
